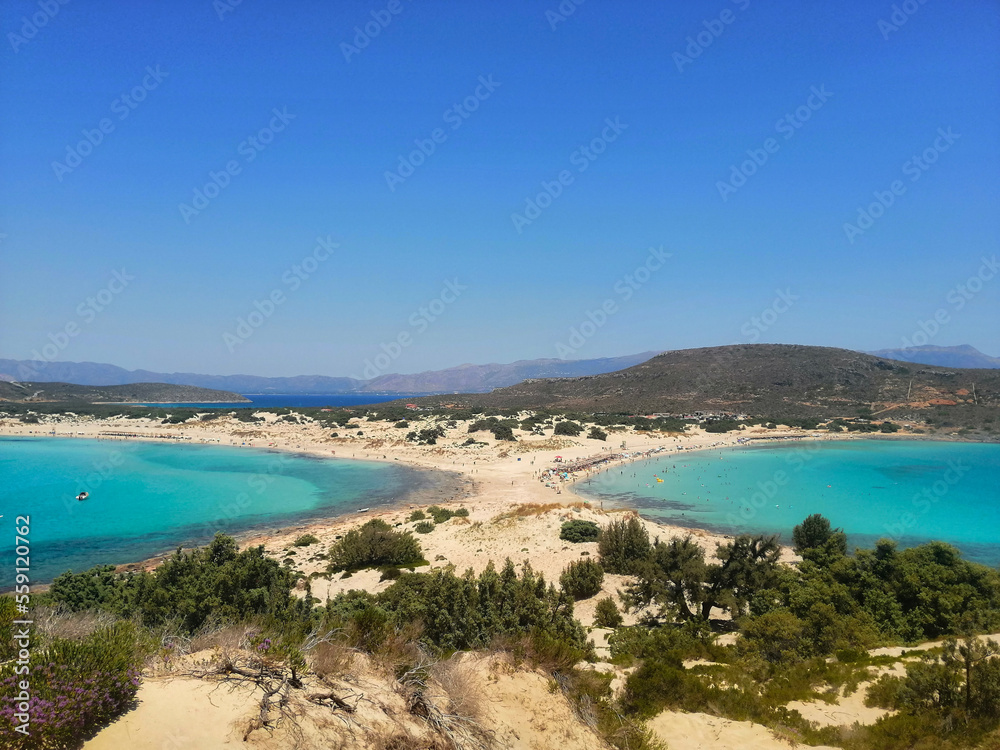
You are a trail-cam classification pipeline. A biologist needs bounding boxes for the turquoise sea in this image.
[0,437,436,585]
[576,439,1000,567]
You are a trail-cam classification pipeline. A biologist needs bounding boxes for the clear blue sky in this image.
[1,0,997,377]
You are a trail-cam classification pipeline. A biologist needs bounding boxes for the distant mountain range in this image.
[0,381,248,404]
[404,344,1000,428]
[0,352,662,395]
[867,344,1000,369]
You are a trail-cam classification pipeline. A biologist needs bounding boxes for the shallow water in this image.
[0,437,435,584]
[576,439,1000,566]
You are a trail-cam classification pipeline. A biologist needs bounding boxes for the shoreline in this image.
[0,413,991,584]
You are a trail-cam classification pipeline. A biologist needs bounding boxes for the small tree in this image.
[598,517,651,574]
[594,597,624,628]
[560,559,605,600]
[588,426,608,441]
[792,514,847,566]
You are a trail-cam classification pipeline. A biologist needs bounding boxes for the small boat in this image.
[76,492,89,501]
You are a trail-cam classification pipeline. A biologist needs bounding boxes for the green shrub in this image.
[49,535,303,634]
[327,519,424,573]
[560,558,604,600]
[587,426,608,441]
[355,559,590,655]
[414,521,435,534]
[293,533,320,547]
[598,517,651,574]
[560,520,600,543]
[554,420,584,436]
[408,509,426,522]
[428,506,454,523]
[453,507,470,517]
[594,597,624,628]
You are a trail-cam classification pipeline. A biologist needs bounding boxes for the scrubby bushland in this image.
[598,516,651,574]
[324,559,591,656]
[559,519,600,543]
[559,559,604,600]
[48,535,304,633]
[327,519,424,573]
[594,597,624,628]
[293,533,320,547]
[0,621,149,748]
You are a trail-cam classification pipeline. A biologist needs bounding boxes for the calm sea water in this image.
[576,440,1000,567]
[135,394,431,408]
[0,437,429,585]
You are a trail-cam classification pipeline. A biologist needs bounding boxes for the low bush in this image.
[554,420,584,436]
[414,521,435,534]
[560,559,604,600]
[408,509,426,522]
[293,533,320,547]
[594,597,624,628]
[560,519,600,543]
[327,519,424,573]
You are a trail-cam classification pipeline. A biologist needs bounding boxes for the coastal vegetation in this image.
[3,509,1000,748]
[559,519,601,543]
[326,518,425,573]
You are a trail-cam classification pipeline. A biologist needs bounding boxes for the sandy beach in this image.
[0,409,925,587]
[0,410,829,580]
